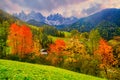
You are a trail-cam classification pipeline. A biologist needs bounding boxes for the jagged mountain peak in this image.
[13,11,78,27]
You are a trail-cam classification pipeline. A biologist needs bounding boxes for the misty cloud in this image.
[0,0,120,18]
[10,0,88,11]
[82,3,102,15]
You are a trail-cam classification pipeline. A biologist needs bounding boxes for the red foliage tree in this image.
[18,25,33,57]
[94,38,117,77]
[8,23,33,57]
[47,39,66,65]
[8,23,20,54]
[49,39,66,53]
[95,39,115,66]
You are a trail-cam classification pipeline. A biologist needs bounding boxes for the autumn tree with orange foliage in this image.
[8,23,33,58]
[18,25,33,57]
[8,23,20,55]
[47,39,66,66]
[94,38,117,78]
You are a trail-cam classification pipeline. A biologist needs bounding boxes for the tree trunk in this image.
[104,66,108,79]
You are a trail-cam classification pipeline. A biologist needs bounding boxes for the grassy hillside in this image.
[48,31,71,42]
[0,59,106,80]
[49,35,70,42]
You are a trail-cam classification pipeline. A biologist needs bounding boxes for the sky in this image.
[0,0,120,18]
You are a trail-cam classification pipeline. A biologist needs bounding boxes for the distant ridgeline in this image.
[62,8,120,40]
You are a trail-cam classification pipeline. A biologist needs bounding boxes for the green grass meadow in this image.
[0,59,106,80]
